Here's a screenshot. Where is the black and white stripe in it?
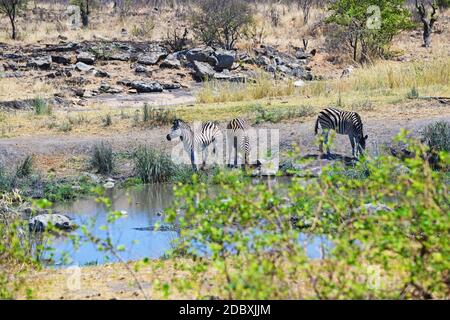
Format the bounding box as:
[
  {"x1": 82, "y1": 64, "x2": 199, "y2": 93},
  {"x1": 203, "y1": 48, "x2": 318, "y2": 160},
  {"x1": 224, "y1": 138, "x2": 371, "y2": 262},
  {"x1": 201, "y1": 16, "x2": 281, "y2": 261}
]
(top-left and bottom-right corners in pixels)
[
  {"x1": 314, "y1": 108, "x2": 368, "y2": 157},
  {"x1": 166, "y1": 119, "x2": 220, "y2": 170},
  {"x1": 226, "y1": 118, "x2": 250, "y2": 168}
]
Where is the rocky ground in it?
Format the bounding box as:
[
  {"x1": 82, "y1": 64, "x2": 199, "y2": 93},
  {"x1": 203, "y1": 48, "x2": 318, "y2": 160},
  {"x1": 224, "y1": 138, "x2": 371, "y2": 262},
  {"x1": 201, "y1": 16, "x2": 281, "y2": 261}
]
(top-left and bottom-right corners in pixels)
[{"x1": 0, "y1": 40, "x2": 314, "y2": 109}]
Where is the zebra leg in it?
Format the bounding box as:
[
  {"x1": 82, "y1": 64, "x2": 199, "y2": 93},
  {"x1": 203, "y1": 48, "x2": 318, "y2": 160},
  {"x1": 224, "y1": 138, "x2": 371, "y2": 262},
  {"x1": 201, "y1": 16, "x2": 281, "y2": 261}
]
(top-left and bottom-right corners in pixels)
[
  {"x1": 349, "y1": 135, "x2": 356, "y2": 158},
  {"x1": 233, "y1": 136, "x2": 238, "y2": 168},
  {"x1": 324, "y1": 130, "x2": 331, "y2": 155},
  {"x1": 201, "y1": 147, "x2": 207, "y2": 170},
  {"x1": 227, "y1": 132, "x2": 233, "y2": 168},
  {"x1": 190, "y1": 149, "x2": 197, "y2": 171}
]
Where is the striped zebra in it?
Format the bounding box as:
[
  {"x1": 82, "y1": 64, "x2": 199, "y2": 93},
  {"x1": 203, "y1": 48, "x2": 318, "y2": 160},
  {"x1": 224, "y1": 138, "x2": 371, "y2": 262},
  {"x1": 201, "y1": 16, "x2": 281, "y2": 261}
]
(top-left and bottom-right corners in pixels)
[
  {"x1": 226, "y1": 118, "x2": 250, "y2": 168},
  {"x1": 166, "y1": 119, "x2": 220, "y2": 170},
  {"x1": 314, "y1": 108, "x2": 368, "y2": 157}
]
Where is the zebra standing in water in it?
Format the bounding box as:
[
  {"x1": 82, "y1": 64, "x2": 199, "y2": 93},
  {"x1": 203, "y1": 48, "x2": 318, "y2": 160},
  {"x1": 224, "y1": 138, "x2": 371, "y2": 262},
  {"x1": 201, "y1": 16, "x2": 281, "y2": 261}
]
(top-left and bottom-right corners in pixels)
[
  {"x1": 166, "y1": 119, "x2": 220, "y2": 171},
  {"x1": 226, "y1": 118, "x2": 251, "y2": 168},
  {"x1": 314, "y1": 108, "x2": 368, "y2": 157}
]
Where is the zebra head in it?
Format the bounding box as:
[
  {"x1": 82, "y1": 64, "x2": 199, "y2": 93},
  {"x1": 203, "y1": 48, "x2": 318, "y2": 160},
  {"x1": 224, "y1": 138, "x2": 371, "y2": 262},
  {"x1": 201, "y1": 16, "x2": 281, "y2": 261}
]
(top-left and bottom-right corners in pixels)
[
  {"x1": 166, "y1": 119, "x2": 190, "y2": 142},
  {"x1": 357, "y1": 134, "x2": 369, "y2": 155}
]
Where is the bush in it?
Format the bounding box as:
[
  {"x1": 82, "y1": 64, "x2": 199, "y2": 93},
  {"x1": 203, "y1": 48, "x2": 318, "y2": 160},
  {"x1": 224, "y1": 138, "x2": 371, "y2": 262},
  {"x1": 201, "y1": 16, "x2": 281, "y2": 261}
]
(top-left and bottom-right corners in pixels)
[
  {"x1": 189, "y1": 0, "x2": 254, "y2": 49},
  {"x1": 421, "y1": 121, "x2": 450, "y2": 152},
  {"x1": 133, "y1": 146, "x2": 178, "y2": 183},
  {"x1": 163, "y1": 135, "x2": 449, "y2": 299},
  {"x1": 142, "y1": 104, "x2": 177, "y2": 127},
  {"x1": 327, "y1": 0, "x2": 413, "y2": 62},
  {"x1": 15, "y1": 155, "x2": 33, "y2": 178},
  {"x1": 253, "y1": 105, "x2": 314, "y2": 124},
  {"x1": 131, "y1": 18, "x2": 155, "y2": 39},
  {"x1": 90, "y1": 142, "x2": 114, "y2": 175},
  {"x1": 32, "y1": 98, "x2": 52, "y2": 115}
]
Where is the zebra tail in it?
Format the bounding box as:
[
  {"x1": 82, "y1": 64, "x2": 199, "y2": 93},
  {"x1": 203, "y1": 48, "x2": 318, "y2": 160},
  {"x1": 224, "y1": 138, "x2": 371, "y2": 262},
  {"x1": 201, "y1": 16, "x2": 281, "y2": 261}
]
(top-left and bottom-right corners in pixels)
[{"x1": 314, "y1": 117, "x2": 319, "y2": 135}]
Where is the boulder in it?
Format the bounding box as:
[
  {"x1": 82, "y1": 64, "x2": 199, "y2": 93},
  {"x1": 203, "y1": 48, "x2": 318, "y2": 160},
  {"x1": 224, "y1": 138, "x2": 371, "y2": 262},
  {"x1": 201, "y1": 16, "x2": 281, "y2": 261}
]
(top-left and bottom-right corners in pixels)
[
  {"x1": 213, "y1": 50, "x2": 235, "y2": 70},
  {"x1": 255, "y1": 55, "x2": 271, "y2": 67},
  {"x1": 161, "y1": 83, "x2": 181, "y2": 90},
  {"x1": 108, "y1": 53, "x2": 130, "y2": 61},
  {"x1": 77, "y1": 51, "x2": 96, "y2": 65},
  {"x1": 137, "y1": 49, "x2": 167, "y2": 65},
  {"x1": 134, "y1": 64, "x2": 147, "y2": 73},
  {"x1": 160, "y1": 54, "x2": 181, "y2": 69},
  {"x1": 186, "y1": 47, "x2": 217, "y2": 65},
  {"x1": 94, "y1": 69, "x2": 110, "y2": 78},
  {"x1": 51, "y1": 54, "x2": 72, "y2": 65},
  {"x1": 99, "y1": 83, "x2": 122, "y2": 94},
  {"x1": 75, "y1": 61, "x2": 94, "y2": 72},
  {"x1": 43, "y1": 42, "x2": 79, "y2": 52},
  {"x1": 27, "y1": 55, "x2": 52, "y2": 70},
  {"x1": 192, "y1": 61, "x2": 216, "y2": 81},
  {"x1": 29, "y1": 214, "x2": 75, "y2": 232},
  {"x1": 130, "y1": 81, "x2": 163, "y2": 93}
]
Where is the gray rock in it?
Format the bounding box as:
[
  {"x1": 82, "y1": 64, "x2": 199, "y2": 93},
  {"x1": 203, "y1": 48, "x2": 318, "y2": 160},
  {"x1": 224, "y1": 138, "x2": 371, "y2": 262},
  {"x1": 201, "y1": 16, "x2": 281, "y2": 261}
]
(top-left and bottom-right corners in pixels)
[
  {"x1": 277, "y1": 64, "x2": 291, "y2": 74},
  {"x1": 137, "y1": 50, "x2": 167, "y2": 65},
  {"x1": 43, "y1": 42, "x2": 79, "y2": 52},
  {"x1": 192, "y1": 61, "x2": 216, "y2": 81},
  {"x1": 99, "y1": 83, "x2": 122, "y2": 94},
  {"x1": 27, "y1": 55, "x2": 52, "y2": 70},
  {"x1": 75, "y1": 62, "x2": 94, "y2": 72},
  {"x1": 134, "y1": 64, "x2": 147, "y2": 73},
  {"x1": 213, "y1": 71, "x2": 247, "y2": 83},
  {"x1": 29, "y1": 214, "x2": 75, "y2": 232},
  {"x1": 255, "y1": 55, "x2": 271, "y2": 66},
  {"x1": 51, "y1": 54, "x2": 72, "y2": 65},
  {"x1": 186, "y1": 47, "x2": 217, "y2": 65},
  {"x1": 77, "y1": 51, "x2": 96, "y2": 65},
  {"x1": 161, "y1": 82, "x2": 181, "y2": 90},
  {"x1": 94, "y1": 69, "x2": 110, "y2": 78},
  {"x1": 160, "y1": 54, "x2": 181, "y2": 69},
  {"x1": 130, "y1": 81, "x2": 163, "y2": 93},
  {"x1": 213, "y1": 50, "x2": 235, "y2": 70},
  {"x1": 108, "y1": 53, "x2": 130, "y2": 61}
]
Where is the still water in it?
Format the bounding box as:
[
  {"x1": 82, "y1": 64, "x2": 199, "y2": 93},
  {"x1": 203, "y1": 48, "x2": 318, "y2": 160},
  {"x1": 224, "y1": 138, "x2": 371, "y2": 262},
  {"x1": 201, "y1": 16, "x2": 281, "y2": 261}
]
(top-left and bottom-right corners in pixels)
[{"x1": 46, "y1": 181, "x2": 330, "y2": 267}]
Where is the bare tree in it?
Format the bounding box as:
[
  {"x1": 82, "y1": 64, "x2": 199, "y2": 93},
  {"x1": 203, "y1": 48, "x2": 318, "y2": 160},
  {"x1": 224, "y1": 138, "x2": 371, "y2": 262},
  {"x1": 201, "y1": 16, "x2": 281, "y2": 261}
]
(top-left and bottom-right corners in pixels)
[
  {"x1": 415, "y1": 0, "x2": 439, "y2": 47},
  {"x1": 0, "y1": 0, "x2": 27, "y2": 40},
  {"x1": 297, "y1": 0, "x2": 314, "y2": 24}
]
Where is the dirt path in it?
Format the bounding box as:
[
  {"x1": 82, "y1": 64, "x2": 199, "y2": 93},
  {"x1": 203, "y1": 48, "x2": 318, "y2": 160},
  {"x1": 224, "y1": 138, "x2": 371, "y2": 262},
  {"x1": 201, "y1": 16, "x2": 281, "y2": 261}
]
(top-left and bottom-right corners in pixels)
[{"x1": 1, "y1": 112, "x2": 449, "y2": 173}]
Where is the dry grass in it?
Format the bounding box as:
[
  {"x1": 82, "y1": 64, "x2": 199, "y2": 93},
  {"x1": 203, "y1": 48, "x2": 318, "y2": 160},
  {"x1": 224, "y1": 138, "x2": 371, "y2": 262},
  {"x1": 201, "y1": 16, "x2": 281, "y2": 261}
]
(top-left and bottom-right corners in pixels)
[
  {"x1": 0, "y1": 78, "x2": 56, "y2": 101},
  {"x1": 196, "y1": 74, "x2": 296, "y2": 104}
]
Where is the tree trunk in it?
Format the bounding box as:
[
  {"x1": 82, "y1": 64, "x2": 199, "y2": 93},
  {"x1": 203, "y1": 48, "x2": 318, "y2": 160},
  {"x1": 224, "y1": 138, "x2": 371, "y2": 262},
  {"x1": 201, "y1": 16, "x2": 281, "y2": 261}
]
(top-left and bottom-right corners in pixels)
[
  {"x1": 9, "y1": 15, "x2": 16, "y2": 40},
  {"x1": 352, "y1": 35, "x2": 358, "y2": 62},
  {"x1": 423, "y1": 24, "x2": 432, "y2": 48}
]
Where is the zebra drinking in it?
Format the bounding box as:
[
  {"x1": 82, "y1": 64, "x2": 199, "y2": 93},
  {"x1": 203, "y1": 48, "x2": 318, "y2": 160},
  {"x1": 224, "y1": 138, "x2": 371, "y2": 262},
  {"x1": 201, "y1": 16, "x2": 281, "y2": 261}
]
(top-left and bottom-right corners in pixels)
[
  {"x1": 166, "y1": 119, "x2": 220, "y2": 171},
  {"x1": 314, "y1": 108, "x2": 368, "y2": 157},
  {"x1": 226, "y1": 118, "x2": 251, "y2": 168}
]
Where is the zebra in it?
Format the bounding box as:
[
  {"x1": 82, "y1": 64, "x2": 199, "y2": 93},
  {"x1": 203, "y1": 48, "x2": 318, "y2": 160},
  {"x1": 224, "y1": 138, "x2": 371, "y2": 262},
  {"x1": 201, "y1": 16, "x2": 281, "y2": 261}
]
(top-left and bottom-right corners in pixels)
[
  {"x1": 314, "y1": 108, "x2": 368, "y2": 157},
  {"x1": 226, "y1": 118, "x2": 251, "y2": 168},
  {"x1": 166, "y1": 119, "x2": 220, "y2": 171}
]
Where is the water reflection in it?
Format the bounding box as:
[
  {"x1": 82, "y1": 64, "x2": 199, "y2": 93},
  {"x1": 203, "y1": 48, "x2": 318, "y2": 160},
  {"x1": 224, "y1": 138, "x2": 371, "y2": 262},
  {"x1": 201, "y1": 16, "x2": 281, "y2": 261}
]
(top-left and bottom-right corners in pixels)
[{"x1": 46, "y1": 180, "x2": 330, "y2": 267}]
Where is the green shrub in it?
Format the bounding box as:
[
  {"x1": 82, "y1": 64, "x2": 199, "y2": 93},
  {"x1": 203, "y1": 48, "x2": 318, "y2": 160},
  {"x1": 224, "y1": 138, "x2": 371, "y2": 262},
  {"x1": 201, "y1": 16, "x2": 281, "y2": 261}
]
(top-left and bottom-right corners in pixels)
[
  {"x1": 421, "y1": 121, "x2": 450, "y2": 152},
  {"x1": 102, "y1": 113, "x2": 112, "y2": 127},
  {"x1": 141, "y1": 104, "x2": 177, "y2": 127},
  {"x1": 163, "y1": 134, "x2": 449, "y2": 299},
  {"x1": 90, "y1": 142, "x2": 114, "y2": 175},
  {"x1": 32, "y1": 98, "x2": 52, "y2": 115},
  {"x1": 406, "y1": 86, "x2": 419, "y2": 99},
  {"x1": 253, "y1": 105, "x2": 314, "y2": 124},
  {"x1": 133, "y1": 146, "x2": 177, "y2": 183},
  {"x1": 15, "y1": 155, "x2": 33, "y2": 178}
]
